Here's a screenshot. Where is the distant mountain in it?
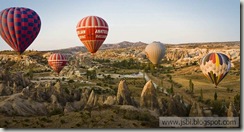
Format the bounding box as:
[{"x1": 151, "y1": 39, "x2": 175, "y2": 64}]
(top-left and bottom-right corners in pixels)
[
  {"x1": 46, "y1": 41, "x2": 240, "y2": 55},
  {"x1": 101, "y1": 41, "x2": 147, "y2": 49},
  {"x1": 49, "y1": 46, "x2": 87, "y2": 54},
  {"x1": 48, "y1": 41, "x2": 148, "y2": 54}
]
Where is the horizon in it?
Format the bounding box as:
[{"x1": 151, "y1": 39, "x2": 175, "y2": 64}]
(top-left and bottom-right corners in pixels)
[
  {"x1": 0, "y1": 40, "x2": 240, "y2": 52},
  {"x1": 0, "y1": 0, "x2": 240, "y2": 51}
]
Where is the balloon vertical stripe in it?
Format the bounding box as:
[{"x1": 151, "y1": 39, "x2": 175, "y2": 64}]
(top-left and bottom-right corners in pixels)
[
  {"x1": 215, "y1": 53, "x2": 220, "y2": 67},
  {"x1": 217, "y1": 53, "x2": 223, "y2": 65}
]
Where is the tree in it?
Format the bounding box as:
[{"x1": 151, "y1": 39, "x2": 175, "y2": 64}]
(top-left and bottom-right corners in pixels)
[
  {"x1": 189, "y1": 79, "x2": 192, "y2": 91},
  {"x1": 160, "y1": 78, "x2": 164, "y2": 88},
  {"x1": 226, "y1": 87, "x2": 230, "y2": 93},
  {"x1": 189, "y1": 79, "x2": 194, "y2": 94},
  {"x1": 149, "y1": 63, "x2": 155, "y2": 73},
  {"x1": 170, "y1": 83, "x2": 174, "y2": 95},
  {"x1": 27, "y1": 69, "x2": 34, "y2": 79},
  {"x1": 214, "y1": 91, "x2": 218, "y2": 101},
  {"x1": 169, "y1": 75, "x2": 172, "y2": 82},
  {"x1": 200, "y1": 88, "x2": 203, "y2": 101},
  {"x1": 87, "y1": 69, "x2": 97, "y2": 80},
  {"x1": 234, "y1": 93, "x2": 240, "y2": 112}
]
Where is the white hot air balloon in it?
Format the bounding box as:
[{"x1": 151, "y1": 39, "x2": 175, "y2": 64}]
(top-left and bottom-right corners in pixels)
[{"x1": 145, "y1": 41, "x2": 166, "y2": 65}]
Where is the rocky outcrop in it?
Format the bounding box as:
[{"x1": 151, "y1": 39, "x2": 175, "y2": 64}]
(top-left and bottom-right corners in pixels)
[
  {"x1": 158, "y1": 98, "x2": 168, "y2": 116},
  {"x1": 12, "y1": 82, "x2": 17, "y2": 94},
  {"x1": 104, "y1": 96, "x2": 116, "y2": 106},
  {"x1": 0, "y1": 71, "x2": 32, "y2": 95},
  {"x1": 117, "y1": 80, "x2": 133, "y2": 105},
  {"x1": 164, "y1": 43, "x2": 240, "y2": 69},
  {"x1": 140, "y1": 80, "x2": 159, "y2": 110},
  {"x1": 54, "y1": 81, "x2": 63, "y2": 94},
  {"x1": 21, "y1": 86, "x2": 30, "y2": 98},
  {"x1": 167, "y1": 95, "x2": 188, "y2": 116},
  {"x1": 0, "y1": 82, "x2": 12, "y2": 96},
  {"x1": 189, "y1": 102, "x2": 204, "y2": 117},
  {"x1": 85, "y1": 90, "x2": 98, "y2": 109},
  {"x1": 0, "y1": 83, "x2": 6, "y2": 95},
  {"x1": 79, "y1": 88, "x2": 89, "y2": 105},
  {"x1": 71, "y1": 89, "x2": 81, "y2": 101},
  {"x1": 227, "y1": 102, "x2": 238, "y2": 117},
  {"x1": 0, "y1": 93, "x2": 48, "y2": 116},
  {"x1": 64, "y1": 88, "x2": 94, "y2": 113}
]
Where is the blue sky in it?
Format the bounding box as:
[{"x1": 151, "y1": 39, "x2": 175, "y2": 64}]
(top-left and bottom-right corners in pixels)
[{"x1": 0, "y1": 0, "x2": 240, "y2": 51}]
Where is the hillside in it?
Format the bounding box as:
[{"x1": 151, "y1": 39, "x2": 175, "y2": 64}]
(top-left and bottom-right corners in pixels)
[{"x1": 0, "y1": 41, "x2": 240, "y2": 128}]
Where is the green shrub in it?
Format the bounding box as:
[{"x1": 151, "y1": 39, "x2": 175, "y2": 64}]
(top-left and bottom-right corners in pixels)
[
  {"x1": 68, "y1": 79, "x2": 75, "y2": 83},
  {"x1": 60, "y1": 119, "x2": 65, "y2": 124},
  {"x1": 49, "y1": 109, "x2": 63, "y2": 116}
]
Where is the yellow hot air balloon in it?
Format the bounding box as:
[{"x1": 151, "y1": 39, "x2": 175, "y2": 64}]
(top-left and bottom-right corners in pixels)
[{"x1": 145, "y1": 41, "x2": 166, "y2": 65}]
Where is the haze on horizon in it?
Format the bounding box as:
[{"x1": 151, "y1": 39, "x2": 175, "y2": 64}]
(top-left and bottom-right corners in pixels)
[{"x1": 0, "y1": 0, "x2": 240, "y2": 51}]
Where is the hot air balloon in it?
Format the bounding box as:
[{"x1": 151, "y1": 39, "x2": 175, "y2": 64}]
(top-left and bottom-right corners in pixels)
[
  {"x1": 76, "y1": 16, "x2": 109, "y2": 54},
  {"x1": 145, "y1": 41, "x2": 166, "y2": 65},
  {"x1": 200, "y1": 52, "x2": 231, "y2": 88},
  {"x1": 48, "y1": 53, "x2": 67, "y2": 75},
  {"x1": 0, "y1": 7, "x2": 41, "y2": 55}
]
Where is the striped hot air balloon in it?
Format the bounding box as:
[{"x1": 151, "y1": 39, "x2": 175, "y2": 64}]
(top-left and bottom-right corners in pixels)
[
  {"x1": 200, "y1": 52, "x2": 231, "y2": 88},
  {"x1": 76, "y1": 16, "x2": 109, "y2": 54},
  {"x1": 145, "y1": 41, "x2": 166, "y2": 65},
  {"x1": 48, "y1": 53, "x2": 67, "y2": 75},
  {"x1": 0, "y1": 7, "x2": 41, "y2": 55}
]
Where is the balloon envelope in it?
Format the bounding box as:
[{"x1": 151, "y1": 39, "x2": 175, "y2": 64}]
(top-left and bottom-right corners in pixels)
[
  {"x1": 200, "y1": 52, "x2": 231, "y2": 87},
  {"x1": 76, "y1": 16, "x2": 108, "y2": 54},
  {"x1": 48, "y1": 53, "x2": 67, "y2": 74},
  {"x1": 145, "y1": 41, "x2": 166, "y2": 65},
  {"x1": 0, "y1": 7, "x2": 41, "y2": 54}
]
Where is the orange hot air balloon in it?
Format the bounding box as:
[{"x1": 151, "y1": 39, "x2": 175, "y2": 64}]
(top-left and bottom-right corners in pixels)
[
  {"x1": 48, "y1": 53, "x2": 67, "y2": 75},
  {"x1": 76, "y1": 16, "x2": 109, "y2": 54}
]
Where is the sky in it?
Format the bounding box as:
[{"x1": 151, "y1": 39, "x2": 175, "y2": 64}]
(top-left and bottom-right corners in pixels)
[{"x1": 0, "y1": 0, "x2": 240, "y2": 51}]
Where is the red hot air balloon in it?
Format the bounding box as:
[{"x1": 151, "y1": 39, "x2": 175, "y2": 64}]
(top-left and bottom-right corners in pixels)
[
  {"x1": 76, "y1": 16, "x2": 109, "y2": 54},
  {"x1": 48, "y1": 53, "x2": 67, "y2": 75},
  {"x1": 0, "y1": 7, "x2": 41, "y2": 55}
]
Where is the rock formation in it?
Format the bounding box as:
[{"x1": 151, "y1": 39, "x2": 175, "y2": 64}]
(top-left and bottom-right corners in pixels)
[
  {"x1": 85, "y1": 90, "x2": 98, "y2": 109},
  {"x1": 21, "y1": 86, "x2": 30, "y2": 98},
  {"x1": 54, "y1": 80, "x2": 63, "y2": 94},
  {"x1": 104, "y1": 96, "x2": 116, "y2": 106},
  {"x1": 12, "y1": 82, "x2": 17, "y2": 94},
  {"x1": 140, "y1": 80, "x2": 159, "y2": 110},
  {"x1": 71, "y1": 89, "x2": 81, "y2": 101},
  {"x1": 189, "y1": 102, "x2": 204, "y2": 117},
  {"x1": 227, "y1": 102, "x2": 238, "y2": 117},
  {"x1": 117, "y1": 80, "x2": 133, "y2": 105},
  {"x1": 167, "y1": 95, "x2": 188, "y2": 116},
  {"x1": 0, "y1": 82, "x2": 12, "y2": 96},
  {"x1": 0, "y1": 93, "x2": 48, "y2": 116},
  {"x1": 0, "y1": 83, "x2": 5, "y2": 95},
  {"x1": 158, "y1": 98, "x2": 168, "y2": 116}
]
